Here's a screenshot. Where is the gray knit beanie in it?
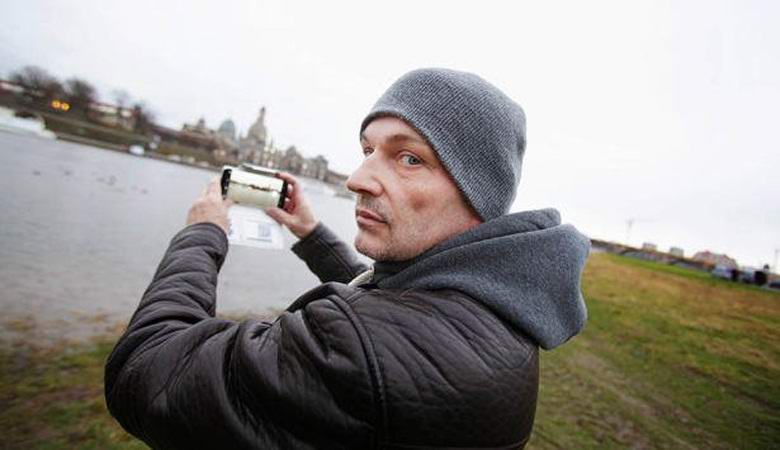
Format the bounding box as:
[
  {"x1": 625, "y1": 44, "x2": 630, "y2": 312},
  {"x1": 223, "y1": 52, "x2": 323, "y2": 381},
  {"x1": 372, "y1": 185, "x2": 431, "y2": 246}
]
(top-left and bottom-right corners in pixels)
[{"x1": 360, "y1": 68, "x2": 526, "y2": 221}]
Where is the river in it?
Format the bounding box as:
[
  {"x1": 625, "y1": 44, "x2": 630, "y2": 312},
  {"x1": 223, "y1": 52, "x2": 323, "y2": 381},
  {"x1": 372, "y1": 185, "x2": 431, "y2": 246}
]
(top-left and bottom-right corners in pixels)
[{"x1": 0, "y1": 132, "x2": 363, "y2": 341}]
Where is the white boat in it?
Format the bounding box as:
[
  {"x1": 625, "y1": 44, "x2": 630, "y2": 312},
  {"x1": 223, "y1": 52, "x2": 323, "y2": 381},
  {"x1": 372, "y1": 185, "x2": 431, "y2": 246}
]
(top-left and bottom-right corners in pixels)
[{"x1": 0, "y1": 107, "x2": 57, "y2": 139}]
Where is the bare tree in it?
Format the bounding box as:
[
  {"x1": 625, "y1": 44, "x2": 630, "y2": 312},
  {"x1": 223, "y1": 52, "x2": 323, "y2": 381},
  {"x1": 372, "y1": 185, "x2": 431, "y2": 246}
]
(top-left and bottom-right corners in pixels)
[
  {"x1": 64, "y1": 77, "x2": 98, "y2": 113},
  {"x1": 132, "y1": 101, "x2": 156, "y2": 133},
  {"x1": 9, "y1": 65, "x2": 64, "y2": 99},
  {"x1": 112, "y1": 89, "x2": 131, "y2": 108}
]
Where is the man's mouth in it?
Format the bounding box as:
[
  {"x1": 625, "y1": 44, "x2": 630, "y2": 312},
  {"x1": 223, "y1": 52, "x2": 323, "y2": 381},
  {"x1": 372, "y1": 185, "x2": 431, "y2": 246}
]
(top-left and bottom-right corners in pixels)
[{"x1": 355, "y1": 207, "x2": 387, "y2": 226}]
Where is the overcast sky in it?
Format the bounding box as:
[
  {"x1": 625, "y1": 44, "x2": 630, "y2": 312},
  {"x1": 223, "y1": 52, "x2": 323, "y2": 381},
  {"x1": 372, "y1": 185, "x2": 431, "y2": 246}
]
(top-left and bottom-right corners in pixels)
[{"x1": 2, "y1": 0, "x2": 778, "y2": 268}]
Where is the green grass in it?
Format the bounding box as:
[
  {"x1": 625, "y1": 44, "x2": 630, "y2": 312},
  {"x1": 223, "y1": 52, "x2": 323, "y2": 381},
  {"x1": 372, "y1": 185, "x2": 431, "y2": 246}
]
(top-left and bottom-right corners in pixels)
[
  {"x1": 0, "y1": 337, "x2": 145, "y2": 449},
  {"x1": 612, "y1": 253, "x2": 774, "y2": 294},
  {"x1": 1, "y1": 253, "x2": 778, "y2": 449},
  {"x1": 529, "y1": 253, "x2": 780, "y2": 449}
]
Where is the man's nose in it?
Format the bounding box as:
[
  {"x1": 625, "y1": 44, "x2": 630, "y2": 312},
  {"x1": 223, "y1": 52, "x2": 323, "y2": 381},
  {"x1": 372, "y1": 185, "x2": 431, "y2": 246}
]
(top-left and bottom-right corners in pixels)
[{"x1": 346, "y1": 157, "x2": 383, "y2": 197}]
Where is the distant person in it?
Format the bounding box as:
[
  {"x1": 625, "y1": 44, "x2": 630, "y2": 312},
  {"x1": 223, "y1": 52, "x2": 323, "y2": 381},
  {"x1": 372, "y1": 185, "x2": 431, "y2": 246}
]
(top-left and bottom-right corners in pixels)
[{"x1": 105, "y1": 68, "x2": 590, "y2": 449}]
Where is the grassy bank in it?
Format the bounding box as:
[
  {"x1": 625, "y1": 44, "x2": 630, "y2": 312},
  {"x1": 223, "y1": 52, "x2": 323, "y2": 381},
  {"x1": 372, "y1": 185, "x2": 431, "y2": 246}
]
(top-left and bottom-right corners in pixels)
[
  {"x1": 1, "y1": 253, "x2": 778, "y2": 449},
  {"x1": 0, "y1": 334, "x2": 143, "y2": 449},
  {"x1": 38, "y1": 112, "x2": 149, "y2": 149},
  {"x1": 531, "y1": 253, "x2": 779, "y2": 449}
]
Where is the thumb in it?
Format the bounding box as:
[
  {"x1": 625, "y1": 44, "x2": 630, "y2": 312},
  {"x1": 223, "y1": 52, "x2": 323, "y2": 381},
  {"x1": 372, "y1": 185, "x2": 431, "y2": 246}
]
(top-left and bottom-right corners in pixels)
[{"x1": 265, "y1": 206, "x2": 293, "y2": 225}]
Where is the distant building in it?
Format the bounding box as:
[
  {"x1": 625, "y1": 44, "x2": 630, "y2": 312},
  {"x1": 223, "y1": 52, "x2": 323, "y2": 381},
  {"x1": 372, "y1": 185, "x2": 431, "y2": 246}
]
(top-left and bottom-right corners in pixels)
[
  {"x1": 326, "y1": 170, "x2": 349, "y2": 186},
  {"x1": 0, "y1": 79, "x2": 25, "y2": 96},
  {"x1": 259, "y1": 144, "x2": 283, "y2": 169},
  {"x1": 182, "y1": 117, "x2": 213, "y2": 136},
  {"x1": 152, "y1": 122, "x2": 217, "y2": 163},
  {"x1": 280, "y1": 145, "x2": 304, "y2": 173},
  {"x1": 239, "y1": 107, "x2": 268, "y2": 163},
  {"x1": 302, "y1": 155, "x2": 329, "y2": 181},
  {"x1": 168, "y1": 106, "x2": 345, "y2": 183},
  {"x1": 217, "y1": 119, "x2": 236, "y2": 142},
  {"x1": 216, "y1": 119, "x2": 239, "y2": 162},
  {"x1": 642, "y1": 242, "x2": 657, "y2": 251},
  {"x1": 89, "y1": 101, "x2": 136, "y2": 131},
  {"x1": 669, "y1": 247, "x2": 684, "y2": 258},
  {"x1": 692, "y1": 251, "x2": 738, "y2": 269}
]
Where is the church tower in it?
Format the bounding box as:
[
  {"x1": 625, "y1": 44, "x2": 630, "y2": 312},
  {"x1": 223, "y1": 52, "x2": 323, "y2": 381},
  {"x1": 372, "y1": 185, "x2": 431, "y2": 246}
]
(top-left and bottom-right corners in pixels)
[{"x1": 240, "y1": 106, "x2": 269, "y2": 162}]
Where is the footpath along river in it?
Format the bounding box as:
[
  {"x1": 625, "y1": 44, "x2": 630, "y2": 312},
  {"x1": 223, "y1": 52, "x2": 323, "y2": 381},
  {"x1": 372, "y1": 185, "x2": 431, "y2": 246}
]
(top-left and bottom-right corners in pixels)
[{"x1": 0, "y1": 132, "x2": 364, "y2": 341}]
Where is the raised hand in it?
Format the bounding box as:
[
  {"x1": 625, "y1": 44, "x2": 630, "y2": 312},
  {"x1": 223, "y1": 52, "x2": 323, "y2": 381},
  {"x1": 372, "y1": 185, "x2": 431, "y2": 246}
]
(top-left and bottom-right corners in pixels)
[
  {"x1": 265, "y1": 172, "x2": 318, "y2": 239},
  {"x1": 186, "y1": 176, "x2": 233, "y2": 234}
]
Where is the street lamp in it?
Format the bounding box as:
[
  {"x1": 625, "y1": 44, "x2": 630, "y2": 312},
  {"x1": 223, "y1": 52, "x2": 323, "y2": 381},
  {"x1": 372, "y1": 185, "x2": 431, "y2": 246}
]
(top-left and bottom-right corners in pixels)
[{"x1": 51, "y1": 99, "x2": 70, "y2": 111}]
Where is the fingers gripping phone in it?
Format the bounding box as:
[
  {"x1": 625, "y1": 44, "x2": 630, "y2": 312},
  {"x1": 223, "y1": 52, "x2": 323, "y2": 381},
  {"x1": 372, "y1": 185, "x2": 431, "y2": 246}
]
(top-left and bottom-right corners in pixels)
[{"x1": 220, "y1": 164, "x2": 288, "y2": 210}]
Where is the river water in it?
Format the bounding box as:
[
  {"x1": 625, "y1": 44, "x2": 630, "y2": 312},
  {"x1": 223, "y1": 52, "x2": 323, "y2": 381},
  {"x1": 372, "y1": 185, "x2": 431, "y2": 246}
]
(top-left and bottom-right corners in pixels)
[{"x1": 0, "y1": 132, "x2": 363, "y2": 340}]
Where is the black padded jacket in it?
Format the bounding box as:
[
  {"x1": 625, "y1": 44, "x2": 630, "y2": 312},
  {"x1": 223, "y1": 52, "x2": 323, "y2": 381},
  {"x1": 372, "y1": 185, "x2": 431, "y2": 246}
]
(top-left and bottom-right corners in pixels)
[{"x1": 105, "y1": 222, "x2": 543, "y2": 449}]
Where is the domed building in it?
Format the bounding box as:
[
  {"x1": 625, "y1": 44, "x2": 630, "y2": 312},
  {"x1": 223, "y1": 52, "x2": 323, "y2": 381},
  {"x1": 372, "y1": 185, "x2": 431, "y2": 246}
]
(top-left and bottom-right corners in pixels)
[
  {"x1": 229, "y1": 106, "x2": 333, "y2": 180},
  {"x1": 247, "y1": 108, "x2": 267, "y2": 141},
  {"x1": 216, "y1": 118, "x2": 239, "y2": 162},
  {"x1": 217, "y1": 119, "x2": 236, "y2": 142},
  {"x1": 239, "y1": 107, "x2": 268, "y2": 162}
]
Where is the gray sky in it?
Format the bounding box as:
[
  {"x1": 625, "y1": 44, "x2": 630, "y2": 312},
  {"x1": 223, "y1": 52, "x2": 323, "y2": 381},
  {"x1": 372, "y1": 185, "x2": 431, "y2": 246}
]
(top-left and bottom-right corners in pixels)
[{"x1": 2, "y1": 0, "x2": 778, "y2": 268}]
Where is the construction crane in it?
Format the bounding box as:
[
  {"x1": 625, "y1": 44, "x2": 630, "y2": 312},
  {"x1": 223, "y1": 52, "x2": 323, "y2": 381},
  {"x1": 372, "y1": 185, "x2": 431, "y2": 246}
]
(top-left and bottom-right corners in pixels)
[{"x1": 625, "y1": 217, "x2": 653, "y2": 247}]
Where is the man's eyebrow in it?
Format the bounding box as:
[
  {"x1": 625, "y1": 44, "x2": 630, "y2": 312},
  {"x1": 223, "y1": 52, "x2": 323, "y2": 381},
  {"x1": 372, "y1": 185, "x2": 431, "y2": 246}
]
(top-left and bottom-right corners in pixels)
[{"x1": 360, "y1": 132, "x2": 427, "y2": 146}]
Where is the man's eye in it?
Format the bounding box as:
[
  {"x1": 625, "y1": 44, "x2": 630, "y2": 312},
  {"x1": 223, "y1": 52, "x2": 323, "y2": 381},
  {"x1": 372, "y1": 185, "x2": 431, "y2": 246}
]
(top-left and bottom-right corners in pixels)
[
  {"x1": 401, "y1": 154, "x2": 421, "y2": 166},
  {"x1": 362, "y1": 147, "x2": 373, "y2": 157}
]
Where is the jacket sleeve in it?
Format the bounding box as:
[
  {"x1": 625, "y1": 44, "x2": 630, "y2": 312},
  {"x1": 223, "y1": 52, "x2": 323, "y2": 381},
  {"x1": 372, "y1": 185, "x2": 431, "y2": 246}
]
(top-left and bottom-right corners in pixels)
[
  {"x1": 291, "y1": 222, "x2": 370, "y2": 284},
  {"x1": 104, "y1": 223, "x2": 376, "y2": 449}
]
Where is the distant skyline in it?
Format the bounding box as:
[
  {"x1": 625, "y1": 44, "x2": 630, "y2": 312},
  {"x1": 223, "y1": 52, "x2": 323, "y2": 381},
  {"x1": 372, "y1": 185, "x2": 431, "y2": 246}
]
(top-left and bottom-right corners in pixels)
[{"x1": 1, "y1": 0, "x2": 778, "y2": 268}]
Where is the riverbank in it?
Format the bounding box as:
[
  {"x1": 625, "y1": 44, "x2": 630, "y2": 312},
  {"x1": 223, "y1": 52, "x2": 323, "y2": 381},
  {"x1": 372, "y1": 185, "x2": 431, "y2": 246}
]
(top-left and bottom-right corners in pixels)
[{"x1": 1, "y1": 252, "x2": 777, "y2": 449}]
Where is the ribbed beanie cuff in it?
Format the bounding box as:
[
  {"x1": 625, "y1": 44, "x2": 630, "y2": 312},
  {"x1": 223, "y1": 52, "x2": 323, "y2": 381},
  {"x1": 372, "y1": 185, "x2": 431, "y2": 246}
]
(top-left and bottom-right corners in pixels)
[{"x1": 360, "y1": 68, "x2": 526, "y2": 221}]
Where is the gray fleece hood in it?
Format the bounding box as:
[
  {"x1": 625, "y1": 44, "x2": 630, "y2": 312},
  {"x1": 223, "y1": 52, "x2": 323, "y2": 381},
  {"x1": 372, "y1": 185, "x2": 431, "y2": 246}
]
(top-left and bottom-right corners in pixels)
[{"x1": 371, "y1": 208, "x2": 590, "y2": 350}]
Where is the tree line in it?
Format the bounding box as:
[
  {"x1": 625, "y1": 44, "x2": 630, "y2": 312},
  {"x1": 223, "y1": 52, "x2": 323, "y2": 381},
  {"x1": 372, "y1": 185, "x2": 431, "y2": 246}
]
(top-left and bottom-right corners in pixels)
[{"x1": 6, "y1": 65, "x2": 155, "y2": 133}]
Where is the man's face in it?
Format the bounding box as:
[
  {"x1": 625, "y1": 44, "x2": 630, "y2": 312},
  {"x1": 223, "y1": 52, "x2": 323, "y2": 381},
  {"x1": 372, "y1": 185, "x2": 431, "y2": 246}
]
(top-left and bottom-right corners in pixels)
[{"x1": 347, "y1": 116, "x2": 482, "y2": 261}]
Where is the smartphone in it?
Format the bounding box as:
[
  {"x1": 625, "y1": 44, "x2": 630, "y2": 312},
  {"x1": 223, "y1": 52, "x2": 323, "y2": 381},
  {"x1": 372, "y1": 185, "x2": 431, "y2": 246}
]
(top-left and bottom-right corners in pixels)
[{"x1": 220, "y1": 163, "x2": 288, "y2": 209}]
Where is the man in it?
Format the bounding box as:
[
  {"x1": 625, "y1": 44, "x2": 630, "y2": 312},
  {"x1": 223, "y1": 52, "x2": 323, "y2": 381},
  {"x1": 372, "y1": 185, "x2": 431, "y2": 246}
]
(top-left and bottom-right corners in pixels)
[{"x1": 105, "y1": 68, "x2": 590, "y2": 449}]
